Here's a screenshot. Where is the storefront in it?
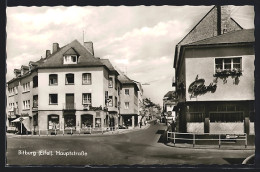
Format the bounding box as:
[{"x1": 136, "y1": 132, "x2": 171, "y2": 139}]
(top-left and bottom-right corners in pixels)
[
  {"x1": 81, "y1": 114, "x2": 93, "y2": 128},
  {"x1": 64, "y1": 115, "x2": 76, "y2": 130},
  {"x1": 48, "y1": 114, "x2": 60, "y2": 130}
]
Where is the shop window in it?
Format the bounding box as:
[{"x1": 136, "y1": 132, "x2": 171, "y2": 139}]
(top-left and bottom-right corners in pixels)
[
  {"x1": 65, "y1": 73, "x2": 74, "y2": 85},
  {"x1": 49, "y1": 74, "x2": 58, "y2": 85},
  {"x1": 49, "y1": 94, "x2": 58, "y2": 104},
  {"x1": 125, "y1": 89, "x2": 129, "y2": 95},
  {"x1": 95, "y1": 118, "x2": 101, "y2": 128},
  {"x1": 82, "y1": 73, "x2": 91, "y2": 85},
  {"x1": 33, "y1": 76, "x2": 38, "y2": 88},
  {"x1": 48, "y1": 115, "x2": 59, "y2": 129},
  {"x1": 82, "y1": 93, "x2": 92, "y2": 105},
  {"x1": 125, "y1": 102, "x2": 129, "y2": 109},
  {"x1": 108, "y1": 77, "x2": 113, "y2": 88},
  {"x1": 81, "y1": 115, "x2": 93, "y2": 128},
  {"x1": 209, "y1": 112, "x2": 244, "y2": 122},
  {"x1": 64, "y1": 115, "x2": 76, "y2": 129},
  {"x1": 189, "y1": 113, "x2": 204, "y2": 122}
]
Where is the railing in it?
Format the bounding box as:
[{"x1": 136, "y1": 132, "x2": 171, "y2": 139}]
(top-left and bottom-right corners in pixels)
[
  {"x1": 167, "y1": 132, "x2": 247, "y2": 148},
  {"x1": 63, "y1": 103, "x2": 76, "y2": 110}
]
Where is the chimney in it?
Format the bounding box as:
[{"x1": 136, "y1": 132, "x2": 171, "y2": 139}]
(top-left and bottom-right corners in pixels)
[
  {"x1": 14, "y1": 69, "x2": 21, "y2": 77},
  {"x1": 217, "y1": 5, "x2": 231, "y2": 35},
  {"x1": 46, "y1": 50, "x2": 51, "y2": 58},
  {"x1": 53, "y1": 43, "x2": 59, "y2": 53},
  {"x1": 84, "y1": 42, "x2": 94, "y2": 56}
]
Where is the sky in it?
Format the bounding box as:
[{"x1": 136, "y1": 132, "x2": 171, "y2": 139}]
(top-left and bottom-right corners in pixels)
[{"x1": 6, "y1": 5, "x2": 255, "y2": 106}]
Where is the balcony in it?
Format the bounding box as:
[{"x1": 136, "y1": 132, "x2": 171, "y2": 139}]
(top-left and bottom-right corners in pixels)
[{"x1": 63, "y1": 103, "x2": 76, "y2": 111}]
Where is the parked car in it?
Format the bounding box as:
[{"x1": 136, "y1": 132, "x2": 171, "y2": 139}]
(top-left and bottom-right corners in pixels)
[{"x1": 118, "y1": 125, "x2": 128, "y2": 129}]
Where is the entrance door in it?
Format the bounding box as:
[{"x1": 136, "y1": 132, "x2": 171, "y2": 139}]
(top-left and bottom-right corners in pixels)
[{"x1": 66, "y1": 94, "x2": 74, "y2": 109}]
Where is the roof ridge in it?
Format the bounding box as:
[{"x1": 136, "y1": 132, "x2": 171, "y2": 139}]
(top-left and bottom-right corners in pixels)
[{"x1": 187, "y1": 28, "x2": 254, "y2": 45}]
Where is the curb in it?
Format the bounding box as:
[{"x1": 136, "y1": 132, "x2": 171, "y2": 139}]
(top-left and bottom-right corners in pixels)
[{"x1": 242, "y1": 154, "x2": 255, "y2": 164}]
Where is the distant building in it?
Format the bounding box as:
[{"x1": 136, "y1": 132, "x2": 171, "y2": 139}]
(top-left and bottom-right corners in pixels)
[
  {"x1": 173, "y1": 6, "x2": 255, "y2": 134},
  {"x1": 6, "y1": 40, "x2": 141, "y2": 133},
  {"x1": 117, "y1": 70, "x2": 141, "y2": 128},
  {"x1": 163, "y1": 91, "x2": 177, "y2": 124}
]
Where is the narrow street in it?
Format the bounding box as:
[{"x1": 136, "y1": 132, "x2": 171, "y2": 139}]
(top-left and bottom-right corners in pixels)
[{"x1": 6, "y1": 123, "x2": 254, "y2": 166}]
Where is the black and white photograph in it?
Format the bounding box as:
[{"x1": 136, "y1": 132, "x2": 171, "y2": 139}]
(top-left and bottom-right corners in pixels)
[{"x1": 4, "y1": 3, "x2": 256, "y2": 167}]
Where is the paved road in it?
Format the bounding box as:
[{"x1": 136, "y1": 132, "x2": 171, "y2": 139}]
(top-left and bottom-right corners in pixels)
[{"x1": 6, "y1": 123, "x2": 254, "y2": 166}]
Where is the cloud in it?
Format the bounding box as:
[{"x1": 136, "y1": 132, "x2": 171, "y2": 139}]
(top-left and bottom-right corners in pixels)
[{"x1": 6, "y1": 5, "x2": 254, "y2": 105}]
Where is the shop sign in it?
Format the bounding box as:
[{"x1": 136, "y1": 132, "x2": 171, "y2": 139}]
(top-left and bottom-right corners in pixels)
[{"x1": 188, "y1": 75, "x2": 217, "y2": 98}]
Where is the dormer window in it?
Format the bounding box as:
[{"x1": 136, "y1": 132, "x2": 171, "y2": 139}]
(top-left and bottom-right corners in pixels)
[
  {"x1": 63, "y1": 47, "x2": 79, "y2": 64},
  {"x1": 63, "y1": 55, "x2": 78, "y2": 64}
]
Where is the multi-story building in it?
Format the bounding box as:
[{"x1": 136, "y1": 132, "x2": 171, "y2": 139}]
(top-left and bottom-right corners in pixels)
[
  {"x1": 163, "y1": 91, "x2": 177, "y2": 124},
  {"x1": 6, "y1": 39, "x2": 140, "y2": 133},
  {"x1": 173, "y1": 6, "x2": 255, "y2": 134},
  {"x1": 117, "y1": 70, "x2": 140, "y2": 128}
]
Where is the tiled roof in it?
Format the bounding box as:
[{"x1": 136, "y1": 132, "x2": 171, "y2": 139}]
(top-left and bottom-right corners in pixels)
[
  {"x1": 117, "y1": 69, "x2": 134, "y2": 84},
  {"x1": 164, "y1": 91, "x2": 175, "y2": 98},
  {"x1": 100, "y1": 59, "x2": 118, "y2": 74},
  {"x1": 188, "y1": 29, "x2": 254, "y2": 46},
  {"x1": 38, "y1": 40, "x2": 104, "y2": 68}
]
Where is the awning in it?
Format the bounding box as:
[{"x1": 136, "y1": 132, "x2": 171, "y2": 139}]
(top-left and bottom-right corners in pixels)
[
  {"x1": 11, "y1": 117, "x2": 29, "y2": 122},
  {"x1": 11, "y1": 117, "x2": 31, "y2": 131}
]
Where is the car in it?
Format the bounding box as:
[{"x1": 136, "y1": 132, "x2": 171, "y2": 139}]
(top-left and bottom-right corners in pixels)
[{"x1": 118, "y1": 125, "x2": 128, "y2": 129}]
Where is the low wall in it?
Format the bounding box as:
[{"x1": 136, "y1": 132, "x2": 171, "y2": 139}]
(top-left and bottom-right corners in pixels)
[
  {"x1": 210, "y1": 122, "x2": 244, "y2": 134},
  {"x1": 187, "y1": 122, "x2": 204, "y2": 133}
]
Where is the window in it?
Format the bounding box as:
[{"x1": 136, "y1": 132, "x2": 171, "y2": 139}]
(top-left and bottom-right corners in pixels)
[
  {"x1": 215, "y1": 57, "x2": 242, "y2": 72},
  {"x1": 82, "y1": 73, "x2": 91, "y2": 85},
  {"x1": 189, "y1": 113, "x2": 204, "y2": 122},
  {"x1": 115, "y1": 96, "x2": 118, "y2": 108},
  {"x1": 49, "y1": 94, "x2": 58, "y2": 104},
  {"x1": 108, "y1": 77, "x2": 113, "y2": 88},
  {"x1": 125, "y1": 89, "x2": 129, "y2": 95},
  {"x1": 65, "y1": 73, "x2": 74, "y2": 85},
  {"x1": 22, "y1": 82, "x2": 30, "y2": 92},
  {"x1": 22, "y1": 100, "x2": 30, "y2": 110},
  {"x1": 63, "y1": 55, "x2": 78, "y2": 64},
  {"x1": 125, "y1": 102, "x2": 129, "y2": 109},
  {"x1": 108, "y1": 96, "x2": 113, "y2": 107},
  {"x1": 49, "y1": 74, "x2": 58, "y2": 85},
  {"x1": 105, "y1": 91, "x2": 108, "y2": 105},
  {"x1": 48, "y1": 115, "x2": 59, "y2": 130},
  {"x1": 210, "y1": 112, "x2": 244, "y2": 122},
  {"x1": 82, "y1": 93, "x2": 92, "y2": 105},
  {"x1": 33, "y1": 95, "x2": 38, "y2": 108},
  {"x1": 33, "y1": 76, "x2": 38, "y2": 88}
]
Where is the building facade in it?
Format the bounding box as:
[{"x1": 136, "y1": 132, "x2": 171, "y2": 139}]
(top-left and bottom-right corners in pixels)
[
  {"x1": 163, "y1": 91, "x2": 177, "y2": 124},
  {"x1": 6, "y1": 40, "x2": 140, "y2": 133},
  {"x1": 173, "y1": 6, "x2": 255, "y2": 134},
  {"x1": 117, "y1": 70, "x2": 140, "y2": 128}
]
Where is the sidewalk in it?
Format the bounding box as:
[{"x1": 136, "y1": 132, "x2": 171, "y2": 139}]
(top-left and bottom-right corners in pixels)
[
  {"x1": 6, "y1": 124, "x2": 151, "y2": 137},
  {"x1": 102, "y1": 123, "x2": 151, "y2": 135}
]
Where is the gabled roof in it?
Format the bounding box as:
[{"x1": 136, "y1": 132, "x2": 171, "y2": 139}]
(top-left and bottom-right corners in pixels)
[
  {"x1": 100, "y1": 59, "x2": 119, "y2": 75},
  {"x1": 63, "y1": 47, "x2": 79, "y2": 56},
  {"x1": 38, "y1": 40, "x2": 103, "y2": 68},
  {"x1": 188, "y1": 29, "x2": 254, "y2": 46}
]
